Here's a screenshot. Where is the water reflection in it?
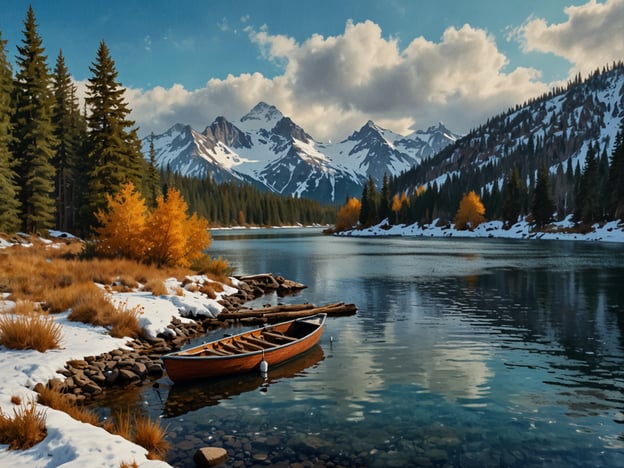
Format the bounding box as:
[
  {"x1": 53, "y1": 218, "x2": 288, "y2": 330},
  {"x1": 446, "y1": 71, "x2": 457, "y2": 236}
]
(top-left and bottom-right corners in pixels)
[{"x1": 162, "y1": 345, "x2": 325, "y2": 417}]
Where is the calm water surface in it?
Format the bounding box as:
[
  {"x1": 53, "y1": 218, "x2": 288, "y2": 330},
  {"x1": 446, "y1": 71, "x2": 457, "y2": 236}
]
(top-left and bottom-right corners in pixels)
[{"x1": 98, "y1": 229, "x2": 624, "y2": 467}]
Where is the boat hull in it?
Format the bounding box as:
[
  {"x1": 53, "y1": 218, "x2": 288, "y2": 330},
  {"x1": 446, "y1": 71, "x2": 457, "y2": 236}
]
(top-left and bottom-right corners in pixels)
[{"x1": 162, "y1": 314, "x2": 325, "y2": 382}]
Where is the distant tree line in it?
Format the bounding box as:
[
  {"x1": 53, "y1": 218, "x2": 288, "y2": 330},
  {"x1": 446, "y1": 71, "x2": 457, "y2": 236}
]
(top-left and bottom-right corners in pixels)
[{"x1": 160, "y1": 168, "x2": 337, "y2": 227}]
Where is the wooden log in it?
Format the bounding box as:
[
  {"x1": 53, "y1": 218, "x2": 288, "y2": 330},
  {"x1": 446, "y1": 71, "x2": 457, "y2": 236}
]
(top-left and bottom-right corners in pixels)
[
  {"x1": 218, "y1": 303, "x2": 317, "y2": 320},
  {"x1": 220, "y1": 302, "x2": 357, "y2": 323},
  {"x1": 264, "y1": 303, "x2": 357, "y2": 321}
]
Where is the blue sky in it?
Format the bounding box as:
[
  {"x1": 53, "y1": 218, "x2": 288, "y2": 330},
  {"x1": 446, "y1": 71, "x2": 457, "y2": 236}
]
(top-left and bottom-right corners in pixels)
[{"x1": 1, "y1": 0, "x2": 623, "y2": 140}]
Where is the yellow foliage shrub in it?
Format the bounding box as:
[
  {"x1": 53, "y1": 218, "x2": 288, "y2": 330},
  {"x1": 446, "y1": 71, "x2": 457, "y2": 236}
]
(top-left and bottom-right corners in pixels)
[
  {"x1": 145, "y1": 189, "x2": 211, "y2": 267},
  {"x1": 454, "y1": 191, "x2": 486, "y2": 230},
  {"x1": 95, "y1": 184, "x2": 211, "y2": 268},
  {"x1": 335, "y1": 197, "x2": 361, "y2": 232},
  {"x1": 95, "y1": 182, "x2": 148, "y2": 260}
]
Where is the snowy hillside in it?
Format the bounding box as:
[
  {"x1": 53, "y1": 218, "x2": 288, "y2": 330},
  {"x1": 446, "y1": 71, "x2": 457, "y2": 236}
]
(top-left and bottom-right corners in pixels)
[{"x1": 396, "y1": 65, "x2": 624, "y2": 199}]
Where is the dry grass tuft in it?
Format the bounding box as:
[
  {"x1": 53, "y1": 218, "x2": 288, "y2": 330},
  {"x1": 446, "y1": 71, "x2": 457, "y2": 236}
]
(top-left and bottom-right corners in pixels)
[
  {"x1": 0, "y1": 313, "x2": 63, "y2": 352},
  {"x1": 12, "y1": 300, "x2": 38, "y2": 315},
  {"x1": 36, "y1": 384, "x2": 100, "y2": 425},
  {"x1": 67, "y1": 286, "x2": 116, "y2": 325},
  {"x1": 0, "y1": 401, "x2": 47, "y2": 450},
  {"x1": 10, "y1": 395, "x2": 22, "y2": 405},
  {"x1": 43, "y1": 281, "x2": 101, "y2": 314},
  {"x1": 199, "y1": 281, "x2": 224, "y2": 299},
  {"x1": 133, "y1": 416, "x2": 170, "y2": 460},
  {"x1": 144, "y1": 278, "x2": 168, "y2": 296},
  {"x1": 105, "y1": 409, "x2": 132, "y2": 440},
  {"x1": 191, "y1": 255, "x2": 234, "y2": 283},
  {"x1": 68, "y1": 290, "x2": 141, "y2": 339},
  {"x1": 107, "y1": 305, "x2": 141, "y2": 339},
  {"x1": 104, "y1": 411, "x2": 169, "y2": 460},
  {"x1": 119, "y1": 461, "x2": 139, "y2": 468}
]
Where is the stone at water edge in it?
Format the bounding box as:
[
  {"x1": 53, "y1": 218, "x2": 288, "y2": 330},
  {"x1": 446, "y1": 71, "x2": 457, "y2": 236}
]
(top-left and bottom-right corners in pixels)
[{"x1": 193, "y1": 446, "x2": 228, "y2": 467}]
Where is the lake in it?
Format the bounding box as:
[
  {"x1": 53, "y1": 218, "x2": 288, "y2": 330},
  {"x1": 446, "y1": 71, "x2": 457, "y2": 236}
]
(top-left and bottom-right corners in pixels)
[{"x1": 97, "y1": 228, "x2": 624, "y2": 467}]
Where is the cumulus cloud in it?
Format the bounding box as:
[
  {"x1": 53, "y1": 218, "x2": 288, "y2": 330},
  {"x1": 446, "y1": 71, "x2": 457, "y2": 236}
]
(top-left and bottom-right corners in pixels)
[
  {"x1": 127, "y1": 19, "x2": 549, "y2": 141},
  {"x1": 515, "y1": 0, "x2": 624, "y2": 77}
]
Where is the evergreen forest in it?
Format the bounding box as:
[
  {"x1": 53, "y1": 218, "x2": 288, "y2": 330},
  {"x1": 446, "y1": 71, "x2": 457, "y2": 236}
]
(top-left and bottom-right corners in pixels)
[{"x1": 0, "y1": 7, "x2": 336, "y2": 236}]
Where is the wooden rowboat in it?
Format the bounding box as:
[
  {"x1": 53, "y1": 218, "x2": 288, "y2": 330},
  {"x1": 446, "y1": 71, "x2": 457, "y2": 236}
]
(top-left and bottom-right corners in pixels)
[{"x1": 162, "y1": 313, "x2": 326, "y2": 382}]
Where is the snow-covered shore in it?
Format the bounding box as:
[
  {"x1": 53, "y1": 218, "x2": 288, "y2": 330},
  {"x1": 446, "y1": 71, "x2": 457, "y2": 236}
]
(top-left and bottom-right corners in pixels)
[
  {"x1": 337, "y1": 216, "x2": 624, "y2": 243},
  {"x1": 0, "y1": 237, "x2": 240, "y2": 468}
]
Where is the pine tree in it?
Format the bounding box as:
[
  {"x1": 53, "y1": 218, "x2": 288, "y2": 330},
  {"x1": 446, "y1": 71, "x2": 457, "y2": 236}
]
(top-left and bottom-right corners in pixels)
[
  {"x1": 501, "y1": 167, "x2": 523, "y2": 227},
  {"x1": 358, "y1": 176, "x2": 379, "y2": 227},
  {"x1": 379, "y1": 173, "x2": 391, "y2": 222},
  {"x1": 52, "y1": 50, "x2": 84, "y2": 232},
  {"x1": 575, "y1": 143, "x2": 600, "y2": 223},
  {"x1": 608, "y1": 120, "x2": 624, "y2": 220},
  {"x1": 11, "y1": 6, "x2": 56, "y2": 232},
  {"x1": 0, "y1": 31, "x2": 21, "y2": 233},
  {"x1": 144, "y1": 133, "x2": 161, "y2": 208},
  {"x1": 531, "y1": 165, "x2": 554, "y2": 227},
  {"x1": 83, "y1": 40, "x2": 144, "y2": 231}
]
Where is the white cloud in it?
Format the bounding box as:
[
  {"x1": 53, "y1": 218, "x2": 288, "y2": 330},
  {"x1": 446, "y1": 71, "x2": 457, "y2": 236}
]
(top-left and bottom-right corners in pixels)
[
  {"x1": 127, "y1": 19, "x2": 549, "y2": 141},
  {"x1": 515, "y1": 0, "x2": 624, "y2": 77}
]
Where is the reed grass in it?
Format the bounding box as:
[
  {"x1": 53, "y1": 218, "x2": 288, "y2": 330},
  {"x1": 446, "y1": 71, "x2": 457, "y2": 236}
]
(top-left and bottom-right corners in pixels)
[
  {"x1": 107, "y1": 305, "x2": 141, "y2": 339},
  {"x1": 0, "y1": 313, "x2": 63, "y2": 352},
  {"x1": 191, "y1": 255, "x2": 234, "y2": 283},
  {"x1": 36, "y1": 384, "x2": 100, "y2": 425},
  {"x1": 105, "y1": 409, "x2": 132, "y2": 440},
  {"x1": 119, "y1": 462, "x2": 139, "y2": 468},
  {"x1": 0, "y1": 401, "x2": 47, "y2": 450},
  {"x1": 132, "y1": 416, "x2": 170, "y2": 460},
  {"x1": 104, "y1": 411, "x2": 169, "y2": 460},
  {"x1": 143, "y1": 278, "x2": 168, "y2": 296}
]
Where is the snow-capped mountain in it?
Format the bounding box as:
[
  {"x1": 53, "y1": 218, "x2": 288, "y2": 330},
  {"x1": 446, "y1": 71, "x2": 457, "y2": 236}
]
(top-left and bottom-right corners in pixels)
[
  {"x1": 143, "y1": 102, "x2": 460, "y2": 203},
  {"x1": 325, "y1": 120, "x2": 460, "y2": 186}
]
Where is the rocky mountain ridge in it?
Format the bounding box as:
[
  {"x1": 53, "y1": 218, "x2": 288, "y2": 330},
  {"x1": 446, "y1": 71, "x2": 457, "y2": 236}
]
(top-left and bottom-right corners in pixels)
[{"x1": 144, "y1": 102, "x2": 460, "y2": 203}]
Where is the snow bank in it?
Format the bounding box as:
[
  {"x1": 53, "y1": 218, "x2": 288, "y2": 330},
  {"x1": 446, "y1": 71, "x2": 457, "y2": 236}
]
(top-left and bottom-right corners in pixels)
[
  {"x1": 339, "y1": 217, "x2": 624, "y2": 243},
  {"x1": 0, "y1": 244, "x2": 238, "y2": 467}
]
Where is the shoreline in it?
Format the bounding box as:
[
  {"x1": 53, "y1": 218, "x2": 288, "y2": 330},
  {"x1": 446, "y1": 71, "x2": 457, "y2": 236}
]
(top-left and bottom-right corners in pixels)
[{"x1": 336, "y1": 216, "x2": 624, "y2": 244}]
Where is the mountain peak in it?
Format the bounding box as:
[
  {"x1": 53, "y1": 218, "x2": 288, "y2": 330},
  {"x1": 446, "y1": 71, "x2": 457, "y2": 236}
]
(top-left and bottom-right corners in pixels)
[{"x1": 240, "y1": 101, "x2": 283, "y2": 123}]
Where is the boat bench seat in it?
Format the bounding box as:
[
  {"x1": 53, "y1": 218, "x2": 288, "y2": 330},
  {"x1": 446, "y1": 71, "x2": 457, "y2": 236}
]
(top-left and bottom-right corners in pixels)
[
  {"x1": 263, "y1": 331, "x2": 298, "y2": 342},
  {"x1": 244, "y1": 336, "x2": 275, "y2": 348}
]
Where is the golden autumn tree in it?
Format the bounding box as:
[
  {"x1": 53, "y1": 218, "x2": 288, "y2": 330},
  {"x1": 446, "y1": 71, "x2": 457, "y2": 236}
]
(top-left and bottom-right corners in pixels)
[
  {"x1": 454, "y1": 191, "x2": 486, "y2": 230},
  {"x1": 95, "y1": 182, "x2": 148, "y2": 260},
  {"x1": 145, "y1": 188, "x2": 211, "y2": 267},
  {"x1": 391, "y1": 192, "x2": 411, "y2": 224},
  {"x1": 335, "y1": 197, "x2": 361, "y2": 231}
]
